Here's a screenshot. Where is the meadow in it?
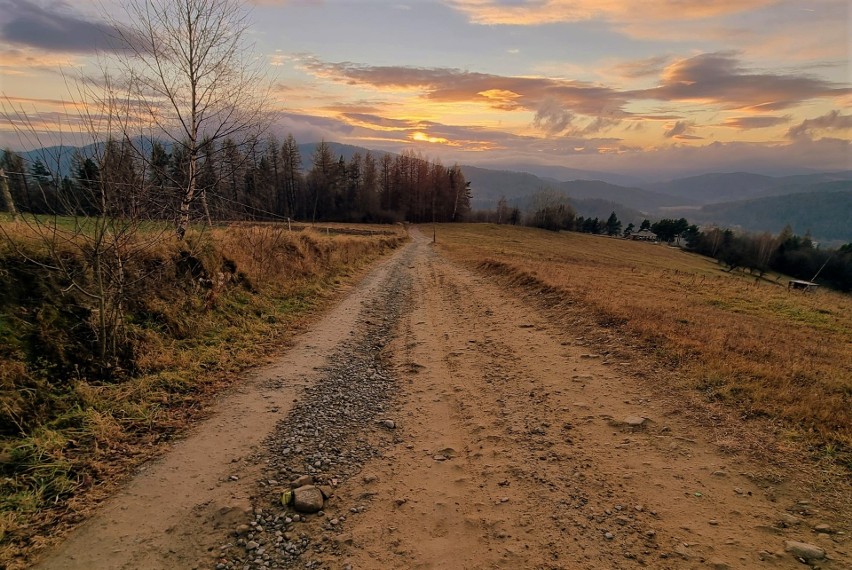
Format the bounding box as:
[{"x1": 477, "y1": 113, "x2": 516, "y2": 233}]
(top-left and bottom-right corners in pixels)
[{"x1": 435, "y1": 224, "x2": 851, "y2": 462}]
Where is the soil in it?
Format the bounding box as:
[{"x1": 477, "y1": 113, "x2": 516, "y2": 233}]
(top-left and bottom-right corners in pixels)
[{"x1": 34, "y1": 228, "x2": 849, "y2": 569}]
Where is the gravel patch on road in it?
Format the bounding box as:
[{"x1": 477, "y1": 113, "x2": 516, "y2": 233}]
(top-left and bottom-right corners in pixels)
[{"x1": 215, "y1": 247, "x2": 414, "y2": 569}]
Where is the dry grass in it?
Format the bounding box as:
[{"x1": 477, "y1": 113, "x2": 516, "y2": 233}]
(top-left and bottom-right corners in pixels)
[
  {"x1": 435, "y1": 224, "x2": 851, "y2": 458},
  {"x1": 0, "y1": 220, "x2": 406, "y2": 568}
]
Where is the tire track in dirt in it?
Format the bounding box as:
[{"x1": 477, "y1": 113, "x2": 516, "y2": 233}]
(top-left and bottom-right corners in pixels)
[{"x1": 315, "y1": 229, "x2": 848, "y2": 569}]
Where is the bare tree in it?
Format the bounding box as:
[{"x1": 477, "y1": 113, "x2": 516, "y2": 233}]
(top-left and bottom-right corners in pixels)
[
  {"x1": 114, "y1": 0, "x2": 271, "y2": 238},
  {"x1": 1, "y1": 76, "x2": 172, "y2": 368}
]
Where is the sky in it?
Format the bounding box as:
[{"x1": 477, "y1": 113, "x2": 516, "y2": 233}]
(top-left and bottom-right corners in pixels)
[{"x1": 0, "y1": 0, "x2": 850, "y2": 179}]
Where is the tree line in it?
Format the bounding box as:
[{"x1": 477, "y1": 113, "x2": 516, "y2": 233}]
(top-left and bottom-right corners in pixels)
[
  {"x1": 687, "y1": 225, "x2": 852, "y2": 291},
  {"x1": 512, "y1": 191, "x2": 851, "y2": 291},
  {"x1": 0, "y1": 137, "x2": 472, "y2": 226}
]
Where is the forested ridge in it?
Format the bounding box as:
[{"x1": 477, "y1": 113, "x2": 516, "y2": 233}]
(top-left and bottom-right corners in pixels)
[{"x1": 0, "y1": 136, "x2": 472, "y2": 225}]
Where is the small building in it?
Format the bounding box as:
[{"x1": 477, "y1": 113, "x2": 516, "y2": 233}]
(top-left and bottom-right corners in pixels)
[
  {"x1": 788, "y1": 279, "x2": 819, "y2": 292},
  {"x1": 628, "y1": 229, "x2": 658, "y2": 242}
]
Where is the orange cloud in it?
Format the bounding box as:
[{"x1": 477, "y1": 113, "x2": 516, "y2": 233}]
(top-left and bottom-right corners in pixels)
[
  {"x1": 447, "y1": 0, "x2": 774, "y2": 27},
  {"x1": 0, "y1": 48, "x2": 77, "y2": 70},
  {"x1": 299, "y1": 56, "x2": 630, "y2": 127},
  {"x1": 721, "y1": 116, "x2": 790, "y2": 130}
]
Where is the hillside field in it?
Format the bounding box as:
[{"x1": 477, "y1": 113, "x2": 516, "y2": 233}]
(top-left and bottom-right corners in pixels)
[{"x1": 435, "y1": 224, "x2": 852, "y2": 459}]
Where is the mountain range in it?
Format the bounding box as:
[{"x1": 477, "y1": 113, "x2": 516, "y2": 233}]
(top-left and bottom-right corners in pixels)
[{"x1": 11, "y1": 142, "x2": 852, "y2": 244}]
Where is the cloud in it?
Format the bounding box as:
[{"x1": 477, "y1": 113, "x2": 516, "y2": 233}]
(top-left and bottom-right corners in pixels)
[
  {"x1": 663, "y1": 120, "x2": 693, "y2": 138},
  {"x1": 581, "y1": 116, "x2": 620, "y2": 134},
  {"x1": 0, "y1": 47, "x2": 77, "y2": 70},
  {"x1": 0, "y1": 0, "x2": 123, "y2": 53},
  {"x1": 786, "y1": 110, "x2": 852, "y2": 140},
  {"x1": 258, "y1": 109, "x2": 852, "y2": 179},
  {"x1": 447, "y1": 0, "x2": 774, "y2": 28},
  {"x1": 299, "y1": 52, "x2": 849, "y2": 137},
  {"x1": 721, "y1": 116, "x2": 790, "y2": 129},
  {"x1": 533, "y1": 100, "x2": 574, "y2": 135},
  {"x1": 341, "y1": 112, "x2": 420, "y2": 131},
  {"x1": 298, "y1": 56, "x2": 630, "y2": 132},
  {"x1": 630, "y1": 52, "x2": 850, "y2": 110},
  {"x1": 611, "y1": 55, "x2": 672, "y2": 79}
]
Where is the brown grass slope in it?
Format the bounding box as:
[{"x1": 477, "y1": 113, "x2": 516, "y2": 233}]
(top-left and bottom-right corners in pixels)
[
  {"x1": 0, "y1": 221, "x2": 405, "y2": 568},
  {"x1": 435, "y1": 224, "x2": 851, "y2": 459}
]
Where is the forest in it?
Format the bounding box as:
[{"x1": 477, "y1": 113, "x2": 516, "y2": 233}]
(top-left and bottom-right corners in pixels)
[{"x1": 0, "y1": 136, "x2": 472, "y2": 226}]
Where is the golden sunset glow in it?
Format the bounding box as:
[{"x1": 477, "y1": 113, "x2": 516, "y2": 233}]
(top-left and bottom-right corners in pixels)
[
  {"x1": 0, "y1": 0, "x2": 848, "y2": 175},
  {"x1": 411, "y1": 131, "x2": 454, "y2": 145}
]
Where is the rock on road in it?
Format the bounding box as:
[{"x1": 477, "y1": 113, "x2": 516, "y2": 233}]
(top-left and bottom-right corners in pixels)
[{"x1": 36, "y1": 228, "x2": 848, "y2": 569}]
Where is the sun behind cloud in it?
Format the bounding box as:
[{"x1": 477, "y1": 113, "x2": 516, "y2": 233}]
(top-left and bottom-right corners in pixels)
[{"x1": 411, "y1": 131, "x2": 454, "y2": 145}]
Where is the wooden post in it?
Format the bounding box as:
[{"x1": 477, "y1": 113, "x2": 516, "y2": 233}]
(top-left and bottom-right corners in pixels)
[{"x1": 0, "y1": 169, "x2": 18, "y2": 221}]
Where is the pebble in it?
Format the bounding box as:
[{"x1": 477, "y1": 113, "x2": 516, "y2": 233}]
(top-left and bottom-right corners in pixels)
[
  {"x1": 784, "y1": 540, "x2": 826, "y2": 561},
  {"x1": 622, "y1": 416, "x2": 647, "y2": 428},
  {"x1": 604, "y1": 532, "x2": 614, "y2": 540},
  {"x1": 290, "y1": 475, "x2": 314, "y2": 488},
  {"x1": 292, "y1": 485, "x2": 324, "y2": 513}
]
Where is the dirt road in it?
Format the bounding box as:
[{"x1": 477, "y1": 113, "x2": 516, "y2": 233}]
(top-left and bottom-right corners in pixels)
[{"x1": 36, "y1": 229, "x2": 848, "y2": 569}]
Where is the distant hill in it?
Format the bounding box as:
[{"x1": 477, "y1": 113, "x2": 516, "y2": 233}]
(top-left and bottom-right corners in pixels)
[
  {"x1": 461, "y1": 166, "x2": 550, "y2": 208},
  {"x1": 557, "y1": 179, "x2": 686, "y2": 211},
  {"x1": 697, "y1": 190, "x2": 852, "y2": 242},
  {"x1": 645, "y1": 171, "x2": 852, "y2": 204},
  {"x1": 472, "y1": 161, "x2": 646, "y2": 187},
  {"x1": 462, "y1": 166, "x2": 681, "y2": 213}
]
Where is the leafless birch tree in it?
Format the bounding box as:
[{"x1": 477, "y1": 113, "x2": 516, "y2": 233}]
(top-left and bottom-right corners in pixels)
[{"x1": 114, "y1": 0, "x2": 271, "y2": 238}]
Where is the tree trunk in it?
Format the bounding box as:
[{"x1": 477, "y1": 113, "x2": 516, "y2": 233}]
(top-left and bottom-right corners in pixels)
[{"x1": 0, "y1": 169, "x2": 19, "y2": 220}]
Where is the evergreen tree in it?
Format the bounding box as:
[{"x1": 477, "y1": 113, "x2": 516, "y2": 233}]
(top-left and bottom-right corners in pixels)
[{"x1": 605, "y1": 211, "x2": 622, "y2": 236}]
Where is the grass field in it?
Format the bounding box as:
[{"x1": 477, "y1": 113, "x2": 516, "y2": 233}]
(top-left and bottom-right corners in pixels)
[
  {"x1": 435, "y1": 224, "x2": 851, "y2": 460},
  {"x1": 0, "y1": 219, "x2": 406, "y2": 567}
]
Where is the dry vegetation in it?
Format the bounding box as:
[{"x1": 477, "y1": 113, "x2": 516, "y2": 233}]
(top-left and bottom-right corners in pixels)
[
  {"x1": 435, "y1": 224, "x2": 851, "y2": 466},
  {"x1": 0, "y1": 220, "x2": 405, "y2": 566}
]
